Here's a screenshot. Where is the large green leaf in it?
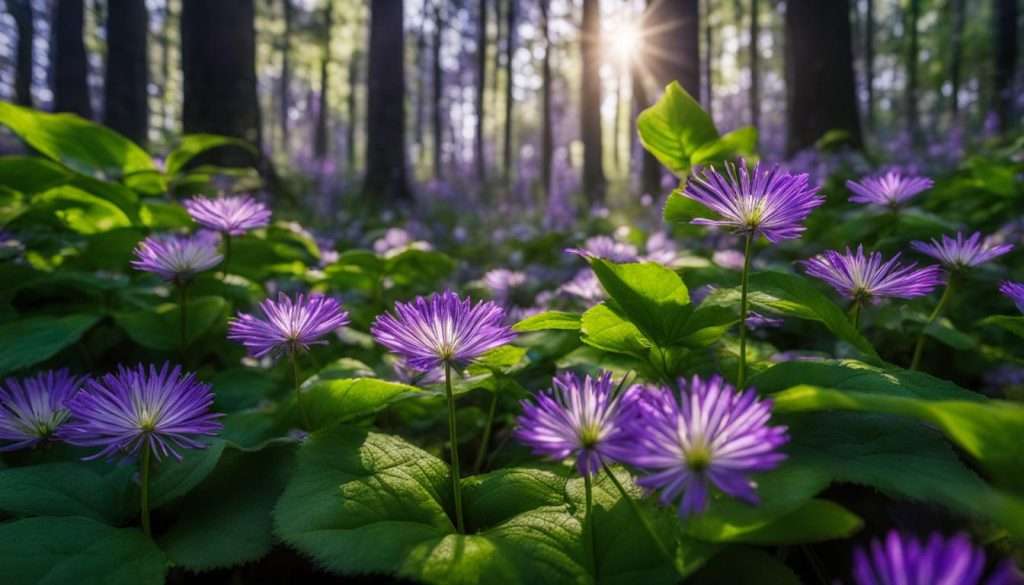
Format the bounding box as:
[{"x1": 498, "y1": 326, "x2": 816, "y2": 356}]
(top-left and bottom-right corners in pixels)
[
  {"x1": 589, "y1": 260, "x2": 690, "y2": 346},
  {"x1": 0, "y1": 156, "x2": 73, "y2": 193},
  {"x1": 0, "y1": 462, "x2": 132, "y2": 523},
  {"x1": 164, "y1": 134, "x2": 256, "y2": 176},
  {"x1": 0, "y1": 516, "x2": 166, "y2": 585},
  {"x1": 113, "y1": 296, "x2": 228, "y2": 352},
  {"x1": 979, "y1": 315, "x2": 1024, "y2": 340},
  {"x1": 636, "y1": 81, "x2": 719, "y2": 175},
  {"x1": 513, "y1": 311, "x2": 582, "y2": 332},
  {"x1": 296, "y1": 377, "x2": 425, "y2": 430},
  {"x1": 26, "y1": 186, "x2": 133, "y2": 234},
  {"x1": 691, "y1": 126, "x2": 759, "y2": 167},
  {"x1": 580, "y1": 302, "x2": 649, "y2": 358},
  {"x1": 0, "y1": 102, "x2": 155, "y2": 180},
  {"x1": 0, "y1": 313, "x2": 100, "y2": 376},
  {"x1": 148, "y1": 439, "x2": 227, "y2": 509}
]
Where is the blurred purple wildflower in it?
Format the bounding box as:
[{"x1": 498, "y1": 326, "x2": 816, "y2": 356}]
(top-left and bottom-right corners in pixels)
[
  {"x1": 746, "y1": 312, "x2": 783, "y2": 329},
  {"x1": 567, "y1": 235, "x2": 639, "y2": 263},
  {"x1": 852, "y1": 531, "x2": 1024, "y2": 585},
  {"x1": 911, "y1": 232, "x2": 1013, "y2": 270},
  {"x1": 228, "y1": 293, "x2": 350, "y2": 359},
  {"x1": 184, "y1": 194, "x2": 271, "y2": 235},
  {"x1": 683, "y1": 160, "x2": 824, "y2": 243},
  {"x1": 999, "y1": 281, "x2": 1024, "y2": 313},
  {"x1": 60, "y1": 363, "x2": 222, "y2": 461},
  {"x1": 0, "y1": 369, "x2": 81, "y2": 451},
  {"x1": 560, "y1": 269, "x2": 606, "y2": 305},
  {"x1": 621, "y1": 375, "x2": 788, "y2": 517},
  {"x1": 802, "y1": 245, "x2": 943, "y2": 303},
  {"x1": 514, "y1": 371, "x2": 637, "y2": 476},
  {"x1": 131, "y1": 231, "x2": 222, "y2": 282},
  {"x1": 482, "y1": 269, "x2": 528, "y2": 305},
  {"x1": 371, "y1": 290, "x2": 516, "y2": 372},
  {"x1": 847, "y1": 171, "x2": 933, "y2": 207}
]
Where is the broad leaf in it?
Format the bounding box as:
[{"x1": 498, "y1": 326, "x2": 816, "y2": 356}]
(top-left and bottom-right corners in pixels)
[
  {"x1": 296, "y1": 377, "x2": 425, "y2": 430},
  {"x1": 0, "y1": 462, "x2": 132, "y2": 523},
  {"x1": 513, "y1": 311, "x2": 581, "y2": 332},
  {"x1": 148, "y1": 439, "x2": 227, "y2": 509},
  {"x1": 164, "y1": 134, "x2": 256, "y2": 176},
  {"x1": 0, "y1": 313, "x2": 100, "y2": 376},
  {"x1": 589, "y1": 259, "x2": 691, "y2": 346},
  {"x1": 114, "y1": 295, "x2": 228, "y2": 352},
  {"x1": 691, "y1": 126, "x2": 759, "y2": 167},
  {"x1": 637, "y1": 81, "x2": 719, "y2": 175},
  {"x1": 979, "y1": 315, "x2": 1024, "y2": 340}
]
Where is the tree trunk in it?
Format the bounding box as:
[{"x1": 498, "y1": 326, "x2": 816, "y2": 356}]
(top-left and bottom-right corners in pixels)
[
  {"x1": 865, "y1": 0, "x2": 875, "y2": 130},
  {"x1": 539, "y1": 0, "x2": 552, "y2": 202},
  {"x1": 993, "y1": 0, "x2": 1018, "y2": 133},
  {"x1": 749, "y1": 0, "x2": 759, "y2": 130},
  {"x1": 347, "y1": 49, "x2": 360, "y2": 173},
  {"x1": 634, "y1": 61, "x2": 660, "y2": 198},
  {"x1": 5, "y1": 0, "x2": 33, "y2": 107},
  {"x1": 475, "y1": 0, "x2": 487, "y2": 182},
  {"x1": 949, "y1": 0, "x2": 965, "y2": 119},
  {"x1": 363, "y1": 0, "x2": 410, "y2": 201},
  {"x1": 281, "y1": 0, "x2": 293, "y2": 153},
  {"x1": 784, "y1": 0, "x2": 862, "y2": 155},
  {"x1": 502, "y1": 0, "x2": 515, "y2": 185},
  {"x1": 703, "y1": 0, "x2": 712, "y2": 117},
  {"x1": 103, "y1": 0, "x2": 148, "y2": 145},
  {"x1": 432, "y1": 0, "x2": 444, "y2": 179},
  {"x1": 314, "y1": 0, "x2": 333, "y2": 160},
  {"x1": 52, "y1": 0, "x2": 92, "y2": 118},
  {"x1": 580, "y1": 0, "x2": 606, "y2": 204},
  {"x1": 905, "y1": 0, "x2": 921, "y2": 145}
]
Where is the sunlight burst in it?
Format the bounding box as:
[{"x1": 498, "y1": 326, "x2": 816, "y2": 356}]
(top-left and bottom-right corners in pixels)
[{"x1": 610, "y1": 24, "x2": 641, "y2": 63}]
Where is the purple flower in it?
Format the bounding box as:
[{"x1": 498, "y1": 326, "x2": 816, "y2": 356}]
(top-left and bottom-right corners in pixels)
[
  {"x1": 60, "y1": 363, "x2": 222, "y2": 461},
  {"x1": 0, "y1": 369, "x2": 81, "y2": 451},
  {"x1": 911, "y1": 232, "x2": 1013, "y2": 270},
  {"x1": 228, "y1": 293, "x2": 350, "y2": 359},
  {"x1": 746, "y1": 312, "x2": 783, "y2": 329},
  {"x1": 683, "y1": 160, "x2": 824, "y2": 243},
  {"x1": 620, "y1": 375, "x2": 788, "y2": 517},
  {"x1": 371, "y1": 290, "x2": 516, "y2": 372},
  {"x1": 184, "y1": 194, "x2": 271, "y2": 235},
  {"x1": 514, "y1": 371, "x2": 636, "y2": 476},
  {"x1": 999, "y1": 281, "x2": 1024, "y2": 313},
  {"x1": 567, "y1": 235, "x2": 639, "y2": 262},
  {"x1": 852, "y1": 531, "x2": 1024, "y2": 585},
  {"x1": 560, "y1": 269, "x2": 606, "y2": 305},
  {"x1": 847, "y1": 171, "x2": 933, "y2": 207},
  {"x1": 131, "y1": 232, "x2": 222, "y2": 282},
  {"x1": 802, "y1": 245, "x2": 943, "y2": 303},
  {"x1": 482, "y1": 269, "x2": 528, "y2": 305}
]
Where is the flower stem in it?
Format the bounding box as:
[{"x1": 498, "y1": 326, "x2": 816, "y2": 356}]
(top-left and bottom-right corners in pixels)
[
  {"x1": 849, "y1": 299, "x2": 862, "y2": 331},
  {"x1": 444, "y1": 361, "x2": 466, "y2": 533},
  {"x1": 583, "y1": 472, "x2": 597, "y2": 578},
  {"x1": 290, "y1": 351, "x2": 310, "y2": 429},
  {"x1": 472, "y1": 392, "x2": 498, "y2": 473},
  {"x1": 600, "y1": 463, "x2": 676, "y2": 573},
  {"x1": 178, "y1": 282, "x2": 189, "y2": 352},
  {"x1": 140, "y1": 446, "x2": 152, "y2": 537},
  {"x1": 910, "y1": 277, "x2": 956, "y2": 371},
  {"x1": 221, "y1": 233, "x2": 232, "y2": 279},
  {"x1": 737, "y1": 232, "x2": 754, "y2": 389}
]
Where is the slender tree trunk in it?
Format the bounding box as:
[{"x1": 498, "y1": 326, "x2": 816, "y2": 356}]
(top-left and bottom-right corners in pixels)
[
  {"x1": 502, "y1": 0, "x2": 515, "y2": 185},
  {"x1": 104, "y1": 0, "x2": 148, "y2": 145},
  {"x1": 281, "y1": 0, "x2": 293, "y2": 153},
  {"x1": 432, "y1": 0, "x2": 444, "y2": 179},
  {"x1": 539, "y1": 0, "x2": 552, "y2": 202},
  {"x1": 785, "y1": 0, "x2": 862, "y2": 154},
  {"x1": 580, "y1": 0, "x2": 606, "y2": 204},
  {"x1": 5, "y1": 0, "x2": 33, "y2": 107},
  {"x1": 347, "y1": 49, "x2": 360, "y2": 173},
  {"x1": 865, "y1": 0, "x2": 875, "y2": 130},
  {"x1": 52, "y1": 0, "x2": 93, "y2": 118},
  {"x1": 634, "y1": 62, "x2": 660, "y2": 197},
  {"x1": 749, "y1": 0, "x2": 759, "y2": 130},
  {"x1": 160, "y1": 1, "x2": 173, "y2": 132},
  {"x1": 949, "y1": 0, "x2": 965, "y2": 119},
  {"x1": 363, "y1": 0, "x2": 410, "y2": 201},
  {"x1": 703, "y1": 0, "x2": 713, "y2": 117},
  {"x1": 492, "y1": 0, "x2": 503, "y2": 117},
  {"x1": 475, "y1": 0, "x2": 487, "y2": 182},
  {"x1": 993, "y1": 0, "x2": 1018, "y2": 133},
  {"x1": 906, "y1": 0, "x2": 921, "y2": 145},
  {"x1": 314, "y1": 0, "x2": 333, "y2": 160},
  {"x1": 181, "y1": 0, "x2": 262, "y2": 164}
]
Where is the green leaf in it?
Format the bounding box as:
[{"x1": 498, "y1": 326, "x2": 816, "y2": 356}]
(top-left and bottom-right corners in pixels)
[
  {"x1": 113, "y1": 296, "x2": 228, "y2": 352},
  {"x1": 691, "y1": 126, "x2": 759, "y2": 167},
  {"x1": 27, "y1": 186, "x2": 133, "y2": 234},
  {"x1": 469, "y1": 345, "x2": 529, "y2": 372},
  {"x1": 663, "y1": 189, "x2": 715, "y2": 224},
  {"x1": 589, "y1": 260, "x2": 691, "y2": 346},
  {"x1": 159, "y1": 442, "x2": 296, "y2": 571},
  {"x1": 513, "y1": 311, "x2": 581, "y2": 332},
  {"x1": 385, "y1": 248, "x2": 456, "y2": 288},
  {"x1": 727, "y1": 499, "x2": 862, "y2": 545},
  {"x1": 0, "y1": 156, "x2": 73, "y2": 193},
  {"x1": 580, "y1": 302, "x2": 649, "y2": 358},
  {"x1": 0, "y1": 516, "x2": 166, "y2": 585},
  {"x1": 460, "y1": 466, "x2": 570, "y2": 530},
  {"x1": 690, "y1": 546, "x2": 801, "y2": 584},
  {"x1": 0, "y1": 462, "x2": 132, "y2": 523},
  {"x1": 210, "y1": 367, "x2": 276, "y2": 412},
  {"x1": 637, "y1": 81, "x2": 719, "y2": 175},
  {"x1": 979, "y1": 315, "x2": 1024, "y2": 340},
  {"x1": 0, "y1": 313, "x2": 100, "y2": 376},
  {"x1": 148, "y1": 440, "x2": 227, "y2": 509},
  {"x1": 297, "y1": 377, "x2": 425, "y2": 430},
  {"x1": 0, "y1": 102, "x2": 155, "y2": 180},
  {"x1": 164, "y1": 134, "x2": 256, "y2": 176}
]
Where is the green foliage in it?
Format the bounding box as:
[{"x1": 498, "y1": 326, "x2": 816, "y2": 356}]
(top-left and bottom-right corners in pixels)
[
  {"x1": 0, "y1": 313, "x2": 100, "y2": 376},
  {"x1": 114, "y1": 296, "x2": 229, "y2": 352},
  {"x1": 0, "y1": 462, "x2": 132, "y2": 523}
]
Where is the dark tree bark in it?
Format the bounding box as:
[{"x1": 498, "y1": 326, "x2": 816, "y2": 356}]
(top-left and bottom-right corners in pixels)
[
  {"x1": 103, "y1": 0, "x2": 148, "y2": 145},
  {"x1": 784, "y1": 0, "x2": 862, "y2": 155},
  {"x1": 5, "y1": 0, "x2": 33, "y2": 107},
  {"x1": 492, "y1": 0, "x2": 503, "y2": 118},
  {"x1": 993, "y1": 0, "x2": 1019, "y2": 133},
  {"x1": 703, "y1": 0, "x2": 712, "y2": 117},
  {"x1": 314, "y1": 0, "x2": 333, "y2": 160},
  {"x1": 159, "y1": 1, "x2": 173, "y2": 132},
  {"x1": 580, "y1": 0, "x2": 606, "y2": 204},
  {"x1": 347, "y1": 49, "x2": 360, "y2": 173},
  {"x1": 905, "y1": 0, "x2": 921, "y2": 145},
  {"x1": 502, "y1": 0, "x2": 515, "y2": 185},
  {"x1": 865, "y1": 0, "x2": 875, "y2": 129},
  {"x1": 539, "y1": 0, "x2": 552, "y2": 201},
  {"x1": 432, "y1": 0, "x2": 444, "y2": 179},
  {"x1": 633, "y1": 61, "x2": 660, "y2": 198},
  {"x1": 475, "y1": 0, "x2": 487, "y2": 182},
  {"x1": 181, "y1": 0, "x2": 262, "y2": 165},
  {"x1": 949, "y1": 0, "x2": 965, "y2": 118},
  {"x1": 52, "y1": 0, "x2": 92, "y2": 118},
  {"x1": 363, "y1": 0, "x2": 410, "y2": 201},
  {"x1": 749, "y1": 0, "x2": 759, "y2": 130},
  {"x1": 281, "y1": 0, "x2": 293, "y2": 152}
]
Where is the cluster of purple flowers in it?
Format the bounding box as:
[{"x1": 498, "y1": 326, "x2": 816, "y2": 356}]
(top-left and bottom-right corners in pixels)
[{"x1": 851, "y1": 530, "x2": 1023, "y2": 585}]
